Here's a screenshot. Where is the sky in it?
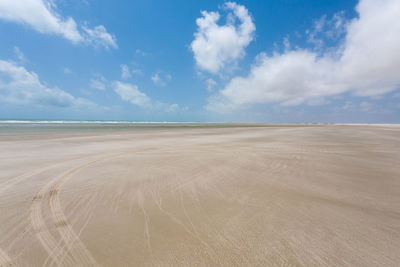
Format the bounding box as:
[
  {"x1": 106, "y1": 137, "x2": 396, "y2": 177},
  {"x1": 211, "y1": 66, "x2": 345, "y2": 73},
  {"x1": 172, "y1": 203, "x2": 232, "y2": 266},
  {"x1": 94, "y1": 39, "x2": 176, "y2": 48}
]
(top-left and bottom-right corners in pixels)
[{"x1": 0, "y1": 0, "x2": 399, "y2": 123}]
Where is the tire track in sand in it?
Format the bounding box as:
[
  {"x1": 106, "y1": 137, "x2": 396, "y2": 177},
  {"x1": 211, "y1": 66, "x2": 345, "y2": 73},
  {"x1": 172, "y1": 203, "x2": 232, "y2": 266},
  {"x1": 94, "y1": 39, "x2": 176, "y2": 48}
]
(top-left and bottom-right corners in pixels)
[
  {"x1": 30, "y1": 156, "x2": 114, "y2": 266},
  {"x1": 1, "y1": 157, "x2": 94, "y2": 267},
  {"x1": 47, "y1": 159, "x2": 110, "y2": 266},
  {"x1": 31, "y1": 150, "x2": 153, "y2": 266},
  {"x1": 0, "y1": 155, "x2": 92, "y2": 195},
  {"x1": 0, "y1": 248, "x2": 14, "y2": 266},
  {"x1": 44, "y1": 190, "x2": 100, "y2": 267},
  {"x1": 30, "y1": 171, "x2": 76, "y2": 267}
]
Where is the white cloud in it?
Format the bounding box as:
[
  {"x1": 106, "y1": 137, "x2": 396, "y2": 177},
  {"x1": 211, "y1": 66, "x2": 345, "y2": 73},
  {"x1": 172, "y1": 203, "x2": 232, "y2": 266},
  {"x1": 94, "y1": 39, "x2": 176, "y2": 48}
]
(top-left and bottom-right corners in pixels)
[
  {"x1": 151, "y1": 73, "x2": 160, "y2": 84},
  {"x1": 113, "y1": 81, "x2": 150, "y2": 108},
  {"x1": 151, "y1": 72, "x2": 172, "y2": 87},
  {"x1": 120, "y1": 64, "x2": 131, "y2": 79},
  {"x1": 0, "y1": 0, "x2": 117, "y2": 49},
  {"x1": 113, "y1": 81, "x2": 181, "y2": 113},
  {"x1": 207, "y1": 0, "x2": 400, "y2": 112},
  {"x1": 154, "y1": 102, "x2": 180, "y2": 113},
  {"x1": 90, "y1": 75, "x2": 107, "y2": 91},
  {"x1": 191, "y1": 2, "x2": 255, "y2": 74},
  {"x1": 306, "y1": 11, "x2": 347, "y2": 50},
  {"x1": 283, "y1": 36, "x2": 291, "y2": 51},
  {"x1": 82, "y1": 25, "x2": 117, "y2": 49},
  {"x1": 338, "y1": 0, "x2": 400, "y2": 96},
  {"x1": 13, "y1": 46, "x2": 27, "y2": 62},
  {"x1": 206, "y1": 78, "x2": 216, "y2": 91},
  {"x1": 0, "y1": 59, "x2": 97, "y2": 109}
]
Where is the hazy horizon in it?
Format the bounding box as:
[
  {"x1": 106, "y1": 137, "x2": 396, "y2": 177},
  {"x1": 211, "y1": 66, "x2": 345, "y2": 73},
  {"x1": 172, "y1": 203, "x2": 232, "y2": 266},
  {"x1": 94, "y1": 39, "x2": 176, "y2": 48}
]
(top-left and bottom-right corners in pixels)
[{"x1": 1, "y1": 119, "x2": 400, "y2": 125}]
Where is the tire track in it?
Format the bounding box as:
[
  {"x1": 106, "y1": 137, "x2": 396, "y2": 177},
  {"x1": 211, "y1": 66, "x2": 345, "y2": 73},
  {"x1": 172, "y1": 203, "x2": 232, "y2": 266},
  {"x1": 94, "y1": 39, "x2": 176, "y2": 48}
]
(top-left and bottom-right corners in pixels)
[
  {"x1": 0, "y1": 155, "x2": 91, "y2": 195},
  {"x1": 34, "y1": 149, "x2": 154, "y2": 266},
  {"x1": 0, "y1": 154, "x2": 97, "y2": 265},
  {"x1": 44, "y1": 191, "x2": 99, "y2": 267},
  {"x1": 137, "y1": 191, "x2": 152, "y2": 253},
  {"x1": 0, "y1": 152, "x2": 103, "y2": 267},
  {"x1": 30, "y1": 172, "x2": 76, "y2": 267},
  {"x1": 8, "y1": 147, "x2": 156, "y2": 266},
  {"x1": 47, "y1": 159, "x2": 107, "y2": 266},
  {"x1": 152, "y1": 192, "x2": 211, "y2": 250},
  {"x1": 30, "y1": 155, "x2": 116, "y2": 266},
  {"x1": 28, "y1": 155, "x2": 116, "y2": 266},
  {"x1": 0, "y1": 248, "x2": 14, "y2": 267},
  {"x1": 16, "y1": 152, "x2": 122, "y2": 266}
]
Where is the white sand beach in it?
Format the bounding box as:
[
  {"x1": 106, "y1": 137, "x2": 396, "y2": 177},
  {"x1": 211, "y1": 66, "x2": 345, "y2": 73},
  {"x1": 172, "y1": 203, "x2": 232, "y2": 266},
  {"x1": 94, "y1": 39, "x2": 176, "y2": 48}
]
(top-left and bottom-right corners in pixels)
[{"x1": 0, "y1": 124, "x2": 399, "y2": 266}]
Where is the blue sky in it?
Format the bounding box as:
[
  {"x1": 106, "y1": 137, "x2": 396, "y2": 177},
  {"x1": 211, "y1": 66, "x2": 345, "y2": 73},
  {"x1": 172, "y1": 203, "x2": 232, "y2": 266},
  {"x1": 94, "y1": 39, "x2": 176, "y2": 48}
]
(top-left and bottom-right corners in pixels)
[{"x1": 0, "y1": 0, "x2": 399, "y2": 122}]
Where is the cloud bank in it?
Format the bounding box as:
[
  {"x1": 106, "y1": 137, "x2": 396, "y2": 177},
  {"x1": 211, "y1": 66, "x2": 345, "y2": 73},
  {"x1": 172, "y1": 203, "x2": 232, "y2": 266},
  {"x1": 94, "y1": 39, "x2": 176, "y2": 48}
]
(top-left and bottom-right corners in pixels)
[
  {"x1": 0, "y1": 0, "x2": 117, "y2": 49},
  {"x1": 191, "y1": 2, "x2": 255, "y2": 74},
  {"x1": 207, "y1": 0, "x2": 400, "y2": 112}
]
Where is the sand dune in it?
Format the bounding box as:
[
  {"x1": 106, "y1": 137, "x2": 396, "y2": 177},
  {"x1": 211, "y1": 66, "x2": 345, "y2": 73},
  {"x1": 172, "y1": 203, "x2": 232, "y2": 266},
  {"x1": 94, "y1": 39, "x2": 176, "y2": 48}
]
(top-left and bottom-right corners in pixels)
[{"x1": 0, "y1": 124, "x2": 399, "y2": 266}]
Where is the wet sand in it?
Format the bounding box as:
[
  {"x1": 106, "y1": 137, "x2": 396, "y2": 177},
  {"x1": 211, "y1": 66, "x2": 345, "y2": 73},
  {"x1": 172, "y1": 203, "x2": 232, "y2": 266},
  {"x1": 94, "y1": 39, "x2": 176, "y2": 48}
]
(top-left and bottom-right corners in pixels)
[{"x1": 0, "y1": 124, "x2": 399, "y2": 266}]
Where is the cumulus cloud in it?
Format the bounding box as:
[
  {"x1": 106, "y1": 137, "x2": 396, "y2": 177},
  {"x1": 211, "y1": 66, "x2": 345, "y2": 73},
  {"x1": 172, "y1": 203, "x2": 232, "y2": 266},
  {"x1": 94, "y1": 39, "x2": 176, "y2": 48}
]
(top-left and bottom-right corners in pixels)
[
  {"x1": 0, "y1": 0, "x2": 117, "y2": 49},
  {"x1": 82, "y1": 25, "x2": 117, "y2": 49},
  {"x1": 113, "y1": 81, "x2": 180, "y2": 112},
  {"x1": 120, "y1": 64, "x2": 131, "y2": 79},
  {"x1": 191, "y1": 2, "x2": 255, "y2": 74},
  {"x1": 0, "y1": 59, "x2": 97, "y2": 109},
  {"x1": 113, "y1": 81, "x2": 151, "y2": 108},
  {"x1": 207, "y1": 0, "x2": 400, "y2": 112}
]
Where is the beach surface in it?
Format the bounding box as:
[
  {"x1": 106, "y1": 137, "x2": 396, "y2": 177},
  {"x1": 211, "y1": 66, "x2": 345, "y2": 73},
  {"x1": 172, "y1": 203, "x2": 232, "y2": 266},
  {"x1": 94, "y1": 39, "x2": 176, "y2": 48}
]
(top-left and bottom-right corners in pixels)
[{"x1": 0, "y1": 124, "x2": 399, "y2": 266}]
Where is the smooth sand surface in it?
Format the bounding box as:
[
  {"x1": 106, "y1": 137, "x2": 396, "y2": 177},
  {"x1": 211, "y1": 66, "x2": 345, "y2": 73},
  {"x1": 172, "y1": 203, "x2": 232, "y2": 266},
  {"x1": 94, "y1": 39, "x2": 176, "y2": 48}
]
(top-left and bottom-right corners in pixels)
[{"x1": 0, "y1": 124, "x2": 399, "y2": 266}]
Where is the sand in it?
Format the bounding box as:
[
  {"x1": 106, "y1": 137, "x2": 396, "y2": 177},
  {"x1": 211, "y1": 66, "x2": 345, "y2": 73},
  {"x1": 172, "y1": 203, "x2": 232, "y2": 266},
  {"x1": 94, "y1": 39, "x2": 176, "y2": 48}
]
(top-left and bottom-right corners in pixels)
[{"x1": 0, "y1": 124, "x2": 399, "y2": 266}]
